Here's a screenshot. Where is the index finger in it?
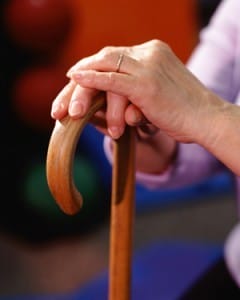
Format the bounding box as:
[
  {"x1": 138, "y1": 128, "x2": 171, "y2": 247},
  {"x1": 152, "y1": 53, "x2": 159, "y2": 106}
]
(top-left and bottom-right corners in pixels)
[{"x1": 51, "y1": 81, "x2": 76, "y2": 120}]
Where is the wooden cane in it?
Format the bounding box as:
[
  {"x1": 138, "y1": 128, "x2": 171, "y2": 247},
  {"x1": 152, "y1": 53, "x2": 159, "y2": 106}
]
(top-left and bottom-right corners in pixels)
[{"x1": 46, "y1": 93, "x2": 136, "y2": 300}]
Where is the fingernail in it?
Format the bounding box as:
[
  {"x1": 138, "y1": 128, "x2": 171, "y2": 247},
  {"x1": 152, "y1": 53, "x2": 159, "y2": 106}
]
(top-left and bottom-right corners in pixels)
[
  {"x1": 108, "y1": 126, "x2": 121, "y2": 139},
  {"x1": 66, "y1": 70, "x2": 73, "y2": 78},
  {"x1": 51, "y1": 102, "x2": 65, "y2": 118},
  {"x1": 69, "y1": 100, "x2": 83, "y2": 117},
  {"x1": 71, "y1": 72, "x2": 84, "y2": 82},
  {"x1": 66, "y1": 67, "x2": 74, "y2": 78}
]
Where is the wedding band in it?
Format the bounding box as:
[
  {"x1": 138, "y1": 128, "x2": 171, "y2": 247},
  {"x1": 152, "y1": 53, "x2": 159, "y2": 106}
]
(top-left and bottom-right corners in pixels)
[{"x1": 116, "y1": 53, "x2": 124, "y2": 72}]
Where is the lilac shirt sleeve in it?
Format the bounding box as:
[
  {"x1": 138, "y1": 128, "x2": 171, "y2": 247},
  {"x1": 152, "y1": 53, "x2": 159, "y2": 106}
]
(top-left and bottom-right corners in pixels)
[
  {"x1": 187, "y1": 0, "x2": 239, "y2": 102},
  {"x1": 104, "y1": 136, "x2": 223, "y2": 189}
]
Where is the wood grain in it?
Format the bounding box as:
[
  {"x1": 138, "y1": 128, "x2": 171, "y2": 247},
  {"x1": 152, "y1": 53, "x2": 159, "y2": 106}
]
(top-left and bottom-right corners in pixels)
[{"x1": 46, "y1": 92, "x2": 136, "y2": 300}]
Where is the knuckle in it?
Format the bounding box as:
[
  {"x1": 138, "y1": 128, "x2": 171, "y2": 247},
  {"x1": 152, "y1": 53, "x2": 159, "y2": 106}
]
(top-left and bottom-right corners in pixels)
[
  {"x1": 98, "y1": 46, "x2": 115, "y2": 61},
  {"x1": 151, "y1": 39, "x2": 172, "y2": 58},
  {"x1": 152, "y1": 39, "x2": 170, "y2": 50}
]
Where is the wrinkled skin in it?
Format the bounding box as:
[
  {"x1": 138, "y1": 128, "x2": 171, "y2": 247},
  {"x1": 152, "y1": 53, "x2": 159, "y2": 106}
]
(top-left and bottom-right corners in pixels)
[{"x1": 51, "y1": 40, "x2": 239, "y2": 175}]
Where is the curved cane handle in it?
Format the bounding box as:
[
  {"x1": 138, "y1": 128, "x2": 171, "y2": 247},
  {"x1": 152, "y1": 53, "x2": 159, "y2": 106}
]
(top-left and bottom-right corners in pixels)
[
  {"x1": 46, "y1": 93, "x2": 105, "y2": 215},
  {"x1": 46, "y1": 91, "x2": 136, "y2": 300}
]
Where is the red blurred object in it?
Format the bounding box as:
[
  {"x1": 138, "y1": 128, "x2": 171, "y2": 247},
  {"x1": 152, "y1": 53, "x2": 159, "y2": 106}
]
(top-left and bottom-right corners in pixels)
[
  {"x1": 12, "y1": 65, "x2": 68, "y2": 131},
  {"x1": 4, "y1": 0, "x2": 73, "y2": 54}
]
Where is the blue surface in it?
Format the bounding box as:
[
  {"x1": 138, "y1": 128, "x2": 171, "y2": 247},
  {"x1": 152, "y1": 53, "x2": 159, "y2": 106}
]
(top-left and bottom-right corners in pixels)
[
  {"x1": 135, "y1": 172, "x2": 234, "y2": 212},
  {"x1": 1, "y1": 241, "x2": 222, "y2": 300}
]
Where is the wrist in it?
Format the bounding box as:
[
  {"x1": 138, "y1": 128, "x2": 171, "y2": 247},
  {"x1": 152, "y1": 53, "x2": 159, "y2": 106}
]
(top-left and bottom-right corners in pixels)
[
  {"x1": 195, "y1": 93, "x2": 240, "y2": 174},
  {"x1": 192, "y1": 91, "x2": 228, "y2": 147}
]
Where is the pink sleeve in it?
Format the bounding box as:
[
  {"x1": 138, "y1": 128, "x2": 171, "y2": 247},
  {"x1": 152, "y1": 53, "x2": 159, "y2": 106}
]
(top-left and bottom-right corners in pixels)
[{"x1": 104, "y1": 136, "x2": 222, "y2": 190}]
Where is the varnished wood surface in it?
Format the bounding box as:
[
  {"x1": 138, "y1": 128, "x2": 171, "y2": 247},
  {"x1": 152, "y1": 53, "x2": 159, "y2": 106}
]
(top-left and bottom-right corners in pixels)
[{"x1": 46, "y1": 93, "x2": 136, "y2": 300}]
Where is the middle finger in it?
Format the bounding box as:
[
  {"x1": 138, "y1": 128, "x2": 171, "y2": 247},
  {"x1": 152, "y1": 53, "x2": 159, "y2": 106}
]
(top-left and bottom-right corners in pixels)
[{"x1": 106, "y1": 92, "x2": 128, "y2": 139}]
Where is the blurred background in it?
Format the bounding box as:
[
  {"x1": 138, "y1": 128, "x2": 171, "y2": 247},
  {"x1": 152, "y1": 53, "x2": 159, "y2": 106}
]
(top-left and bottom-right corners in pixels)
[{"x1": 0, "y1": 0, "x2": 237, "y2": 299}]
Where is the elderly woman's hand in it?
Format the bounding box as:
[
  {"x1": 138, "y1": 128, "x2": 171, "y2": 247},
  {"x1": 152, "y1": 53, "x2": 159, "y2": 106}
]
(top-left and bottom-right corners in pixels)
[
  {"x1": 52, "y1": 39, "x2": 223, "y2": 146},
  {"x1": 50, "y1": 39, "x2": 236, "y2": 174}
]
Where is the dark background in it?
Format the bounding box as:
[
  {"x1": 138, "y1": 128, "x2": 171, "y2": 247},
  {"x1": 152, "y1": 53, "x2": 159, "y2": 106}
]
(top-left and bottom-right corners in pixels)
[{"x1": 0, "y1": 0, "x2": 238, "y2": 297}]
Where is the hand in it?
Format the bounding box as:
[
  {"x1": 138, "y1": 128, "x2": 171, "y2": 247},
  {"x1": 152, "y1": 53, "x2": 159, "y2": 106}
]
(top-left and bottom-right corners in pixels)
[
  {"x1": 52, "y1": 39, "x2": 222, "y2": 145},
  {"x1": 51, "y1": 79, "x2": 177, "y2": 174},
  {"x1": 50, "y1": 39, "x2": 229, "y2": 174}
]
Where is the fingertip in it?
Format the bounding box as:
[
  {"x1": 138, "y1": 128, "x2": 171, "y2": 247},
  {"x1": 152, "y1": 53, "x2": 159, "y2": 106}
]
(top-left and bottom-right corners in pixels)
[
  {"x1": 66, "y1": 71, "x2": 72, "y2": 78},
  {"x1": 66, "y1": 65, "x2": 76, "y2": 78},
  {"x1": 51, "y1": 102, "x2": 66, "y2": 120},
  {"x1": 69, "y1": 100, "x2": 84, "y2": 118},
  {"x1": 125, "y1": 104, "x2": 143, "y2": 126},
  {"x1": 108, "y1": 126, "x2": 125, "y2": 140}
]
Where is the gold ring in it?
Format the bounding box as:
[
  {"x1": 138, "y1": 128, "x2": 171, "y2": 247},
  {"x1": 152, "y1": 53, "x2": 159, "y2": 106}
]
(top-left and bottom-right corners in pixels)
[{"x1": 116, "y1": 53, "x2": 124, "y2": 72}]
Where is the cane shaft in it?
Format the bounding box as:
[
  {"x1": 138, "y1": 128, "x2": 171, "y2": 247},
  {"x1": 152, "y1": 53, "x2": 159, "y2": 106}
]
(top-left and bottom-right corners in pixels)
[
  {"x1": 46, "y1": 94, "x2": 136, "y2": 300},
  {"x1": 109, "y1": 127, "x2": 136, "y2": 300}
]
